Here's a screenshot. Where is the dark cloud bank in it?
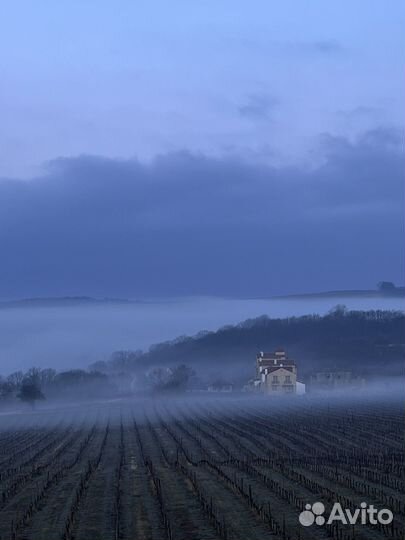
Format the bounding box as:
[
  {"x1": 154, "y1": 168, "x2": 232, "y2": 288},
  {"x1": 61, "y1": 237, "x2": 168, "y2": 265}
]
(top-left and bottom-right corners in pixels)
[{"x1": 0, "y1": 128, "x2": 403, "y2": 299}]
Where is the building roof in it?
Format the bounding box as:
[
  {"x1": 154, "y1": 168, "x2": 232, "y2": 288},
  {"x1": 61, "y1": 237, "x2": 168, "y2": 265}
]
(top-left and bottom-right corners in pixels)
[
  {"x1": 258, "y1": 358, "x2": 296, "y2": 366},
  {"x1": 257, "y1": 350, "x2": 296, "y2": 366},
  {"x1": 262, "y1": 366, "x2": 294, "y2": 374}
]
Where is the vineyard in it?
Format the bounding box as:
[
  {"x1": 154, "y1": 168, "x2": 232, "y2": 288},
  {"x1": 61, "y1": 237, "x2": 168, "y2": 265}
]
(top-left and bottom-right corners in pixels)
[{"x1": 0, "y1": 395, "x2": 403, "y2": 540}]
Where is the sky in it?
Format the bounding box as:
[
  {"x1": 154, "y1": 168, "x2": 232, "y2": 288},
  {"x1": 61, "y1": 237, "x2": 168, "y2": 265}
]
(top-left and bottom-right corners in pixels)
[{"x1": 0, "y1": 0, "x2": 404, "y2": 298}]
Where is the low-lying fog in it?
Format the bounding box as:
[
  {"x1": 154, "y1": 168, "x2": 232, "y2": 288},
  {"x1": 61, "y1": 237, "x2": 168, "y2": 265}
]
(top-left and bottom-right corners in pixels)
[
  {"x1": 0, "y1": 295, "x2": 404, "y2": 374},
  {"x1": 0, "y1": 381, "x2": 403, "y2": 428}
]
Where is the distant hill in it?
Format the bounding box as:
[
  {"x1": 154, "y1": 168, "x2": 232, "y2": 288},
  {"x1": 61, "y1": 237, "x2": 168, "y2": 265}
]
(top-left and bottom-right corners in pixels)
[
  {"x1": 0, "y1": 296, "x2": 132, "y2": 309},
  {"x1": 104, "y1": 308, "x2": 405, "y2": 382},
  {"x1": 273, "y1": 284, "x2": 405, "y2": 300},
  {"x1": 2, "y1": 282, "x2": 403, "y2": 309}
]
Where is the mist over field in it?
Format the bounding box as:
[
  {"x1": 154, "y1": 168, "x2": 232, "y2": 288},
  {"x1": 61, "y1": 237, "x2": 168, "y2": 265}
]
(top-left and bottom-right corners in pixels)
[
  {"x1": 0, "y1": 295, "x2": 403, "y2": 374},
  {"x1": 0, "y1": 384, "x2": 404, "y2": 427}
]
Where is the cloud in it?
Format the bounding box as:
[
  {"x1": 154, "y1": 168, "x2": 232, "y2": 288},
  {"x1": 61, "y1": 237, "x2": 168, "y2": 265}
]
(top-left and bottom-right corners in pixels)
[
  {"x1": 309, "y1": 39, "x2": 343, "y2": 54},
  {"x1": 337, "y1": 106, "x2": 380, "y2": 119},
  {"x1": 0, "y1": 127, "x2": 403, "y2": 298},
  {"x1": 238, "y1": 94, "x2": 278, "y2": 121},
  {"x1": 282, "y1": 39, "x2": 344, "y2": 56}
]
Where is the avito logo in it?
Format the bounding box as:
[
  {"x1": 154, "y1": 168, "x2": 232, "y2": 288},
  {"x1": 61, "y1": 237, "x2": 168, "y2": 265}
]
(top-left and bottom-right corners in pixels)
[{"x1": 299, "y1": 502, "x2": 393, "y2": 527}]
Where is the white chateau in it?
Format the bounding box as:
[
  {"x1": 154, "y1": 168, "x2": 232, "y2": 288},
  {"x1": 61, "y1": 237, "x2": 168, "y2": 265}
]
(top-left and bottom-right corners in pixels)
[{"x1": 247, "y1": 349, "x2": 305, "y2": 395}]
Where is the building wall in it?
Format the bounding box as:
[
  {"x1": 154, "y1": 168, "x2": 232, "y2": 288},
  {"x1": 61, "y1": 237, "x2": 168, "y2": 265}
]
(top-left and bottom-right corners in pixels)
[
  {"x1": 262, "y1": 367, "x2": 297, "y2": 394},
  {"x1": 310, "y1": 371, "x2": 352, "y2": 387},
  {"x1": 309, "y1": 371, "x2": 365, "y2": 392}
]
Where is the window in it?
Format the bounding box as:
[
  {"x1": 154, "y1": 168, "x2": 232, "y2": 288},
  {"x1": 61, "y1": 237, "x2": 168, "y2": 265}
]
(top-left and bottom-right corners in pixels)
[
  {"x1": 272, "y1": 375, "x2": 279, "y2": 383},
  {"x1": 285, "y1": 375, "x2": 291, "y2": 384}
]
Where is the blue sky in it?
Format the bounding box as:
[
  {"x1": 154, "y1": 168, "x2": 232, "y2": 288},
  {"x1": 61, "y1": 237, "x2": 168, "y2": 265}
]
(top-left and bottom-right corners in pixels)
[
  {"x1": 1, "y1": 1, "x2": 403, "y2": 177},
  {"x1": 0, "y1": 1, "x2": 404, "y2": 297}
]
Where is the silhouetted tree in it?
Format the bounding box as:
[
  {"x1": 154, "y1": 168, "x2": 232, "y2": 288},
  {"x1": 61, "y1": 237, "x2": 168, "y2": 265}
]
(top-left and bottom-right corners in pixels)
[
  {"x1": 328, "y1": 304, "x2": 347, "y2": 317},
  {"x1": 159, "y1": 364, "x2": 195, "y2": 392},
  {"x1": 40, "y1": 368, "x2": 56, "y2": 387},
  {"x1": 18, "y1": 382, "x2": 45, "y2": 408},
  {"x1": 378, "y1": 281, "x2": 396, "y2": 292},
  {"x1": 0, "y1": 378, "x2": 14, "y2": 400},
  {"x1": 7, "y1": 371, "x2": 24, "y2": 388},
  {"x1": 0, "y1": 371, "x2": 24, "y2": 401}
]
